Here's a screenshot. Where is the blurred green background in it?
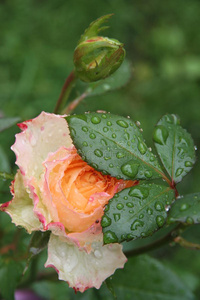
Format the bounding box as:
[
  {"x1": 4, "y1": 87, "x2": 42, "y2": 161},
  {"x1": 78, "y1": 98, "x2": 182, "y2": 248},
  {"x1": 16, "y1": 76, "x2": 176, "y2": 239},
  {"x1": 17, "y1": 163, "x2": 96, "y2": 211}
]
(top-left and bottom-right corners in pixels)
[{"x1": 0, "y1": 0, "x2": 200, "y2": 299}]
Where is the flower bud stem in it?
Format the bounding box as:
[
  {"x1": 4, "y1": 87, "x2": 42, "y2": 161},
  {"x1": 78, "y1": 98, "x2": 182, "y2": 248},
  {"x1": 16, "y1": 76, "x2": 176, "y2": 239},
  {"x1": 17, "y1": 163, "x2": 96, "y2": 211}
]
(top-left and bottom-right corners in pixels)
[
  {"x1": 63, "y1": 91, "x2": 89, "y2": 114},
  {"x1": 53, "y1": 70, "x2": 77, "y2": 114}
]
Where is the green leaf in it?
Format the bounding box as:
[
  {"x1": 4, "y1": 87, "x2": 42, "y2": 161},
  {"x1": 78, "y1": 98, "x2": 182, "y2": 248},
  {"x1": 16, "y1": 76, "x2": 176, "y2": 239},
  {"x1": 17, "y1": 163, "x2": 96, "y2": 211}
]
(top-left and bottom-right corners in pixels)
[
  {"x1": 102, "y1": 183, "x2": 175, "y2": 244},
  {"x1": 0, "y1": 257, "x2": 24, "y2": 300},
  {"x1": 24, "y1": 231, "x2": 50, "y2": 273},
  {"x1": 153, "y1": 114, "x2": 196, "y2": 184},
  {"x1": 66, "y1": 113, "x2": 163, "y2": 180},
  {"x1": 0, "y1": 117, "x2": 20, "y2": 133},
  {"x1": 87, "y1": 60, "x2": 132, "y2": 96},
  {"x1": 167, "y1": 193, "x2": 200, "y2": 225},
  {"x1": 99, "y1": 255, "x2": 195, "y2": 300}
]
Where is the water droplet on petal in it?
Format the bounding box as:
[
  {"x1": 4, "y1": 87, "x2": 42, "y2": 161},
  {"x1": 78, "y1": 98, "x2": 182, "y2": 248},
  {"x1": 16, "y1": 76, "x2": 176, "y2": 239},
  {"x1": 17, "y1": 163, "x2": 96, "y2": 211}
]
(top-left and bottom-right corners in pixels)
[
  {"x1": 121, "y1": 161, "x2": 139, "y2": 178},
  {"x1": 94, "y1": 249, "x2": 102, "y2": 259},
  {"x1": 116, "y1": 120, "x2": 129, "y2": 128},
  {"x1": 153, "y1": 125, "x2": 169, "y2": 145},
  {"x1": 91, "y1": 116, "x2": 101, "y2": 124}
]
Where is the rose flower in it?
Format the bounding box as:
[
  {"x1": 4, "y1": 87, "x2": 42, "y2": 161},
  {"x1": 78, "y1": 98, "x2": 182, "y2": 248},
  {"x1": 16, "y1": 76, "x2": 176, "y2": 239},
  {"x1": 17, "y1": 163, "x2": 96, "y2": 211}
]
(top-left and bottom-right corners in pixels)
[{"x1": 1, "y1": 112, "x2": 137, "y2": 292}]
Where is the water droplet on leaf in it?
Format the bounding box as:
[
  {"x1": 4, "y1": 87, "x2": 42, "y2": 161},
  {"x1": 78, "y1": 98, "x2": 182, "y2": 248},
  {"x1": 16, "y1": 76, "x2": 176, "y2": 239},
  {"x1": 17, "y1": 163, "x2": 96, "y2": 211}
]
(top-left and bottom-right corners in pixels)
[
  {"x1": 116, "y1": 203, "x2": 124, "y2": 210},
  {"x1": 114, "y1": 214, "x2": 121, "y2": 222},
  {"x1": 121, "y1": 161, "x2": 139, "y2": 178},
  {"x1": 116, "y1": 120, "x2": 129, "y2": 128},
  {"x1": 131, "y1": 220, "x2": 144, "y2": 231},
  {"x1": 101, "y1": 215, "x2": 112, "y2": 227},
  {"x1": 156, "y1": 215, "x2": 165, "y2": 227},
  {"x1": 129, "y1": 186, "x2": 149, "y2": 199},
  {"x1": 103, "y1": 231, "x2": 118, "y2": 244},
  {"x1": 91, "y1": 116, "x2": 101, "y2": 124},
  {"x1": 153, "y1": 125, "x2": 169, "y2": 145},
  {"x1": 94, "y1": 149, "x2": 103, "y2": 157},
  {"x1": 90, "y1": 133, "x2": 96, "y2": 139}
]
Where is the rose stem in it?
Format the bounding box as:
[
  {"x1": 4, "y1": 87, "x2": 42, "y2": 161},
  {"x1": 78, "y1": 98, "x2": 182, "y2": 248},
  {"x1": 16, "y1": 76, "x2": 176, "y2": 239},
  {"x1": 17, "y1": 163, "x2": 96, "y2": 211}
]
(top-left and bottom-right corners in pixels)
[
  {"x1": 63, "y1": 91, "x2": 89, "y2": 114},
  {"x1": 125, "y1": 224, "x2": 183, "y2": 257},
  {"x1": 53, "y1": 70, "x2": 77, "y2": 114}
]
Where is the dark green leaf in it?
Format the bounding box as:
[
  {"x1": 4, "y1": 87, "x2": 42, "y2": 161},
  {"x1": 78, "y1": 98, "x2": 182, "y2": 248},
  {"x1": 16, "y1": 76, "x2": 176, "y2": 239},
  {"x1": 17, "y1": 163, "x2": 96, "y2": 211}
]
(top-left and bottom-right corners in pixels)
[
  {"x1": 25, "y1": 231, "x2": 50, "y2": 273},
  {"x1": 153, "y1": 114, "x2": 196, "y2": 183},
  {"x1": 87, "y1": 60, "x2": 132, "y2": 96},
  {"x1": 167, "y1": 193, "x2": 200, "y2": 225},
  {"x1": 102, "y1": 183, "x2": 175, "y2": 244},
  {"x1": 0, "y1": 117, "x2": 20, "y2": 133},
  {"x1": 99, "y1": 255, "x2": 195, "y2": 300},
  {"x1": 0, "y1": 257, "x2": 24, "y2": 300},
  {"x1": 67, "y1": 113, "x2": 163, "y2": 180}
]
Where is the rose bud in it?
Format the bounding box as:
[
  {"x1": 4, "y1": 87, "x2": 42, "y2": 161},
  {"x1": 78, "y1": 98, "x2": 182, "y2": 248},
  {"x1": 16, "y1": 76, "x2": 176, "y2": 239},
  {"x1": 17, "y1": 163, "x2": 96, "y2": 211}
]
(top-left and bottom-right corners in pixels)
[{"x1": 73, "y1": 14, "x2": 125, "y2": 82}]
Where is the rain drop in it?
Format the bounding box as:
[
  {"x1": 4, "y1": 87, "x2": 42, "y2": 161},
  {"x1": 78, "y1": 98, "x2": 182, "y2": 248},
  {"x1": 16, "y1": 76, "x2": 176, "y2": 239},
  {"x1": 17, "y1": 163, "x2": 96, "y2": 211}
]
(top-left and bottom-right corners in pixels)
[
  {"x1": 145, "y1": 170, "x2": 153, "y2": 178},
  {"x1": 91, "y1": 116, "x2": 101, "y2": 124},
  {"x1": 82, "y1": 141, "x2": 88, "y2": 146},
  {"x1": 155, "y1": 201, "x2": 164, "y2": 212},
  {"x1": 156, "y1": 215, "x2": 165, "y2": 227},
  {"x1": 94, "y1": 250, "x2": 102, "y2": 259},
  {"x1": 94, "y1": 149, "x2": 103, "y2": 157},
  {"x1": 138, "y1": 141, "x2": 147, "y2": 155},
  {"x1": 114, "y1": 214, "x2": 121, "y2": 222},
  {"x1": 186, "y1": 217, "x2": 194, "y2": 225},
  {"x1": 175, "y1": 168, "x2": 183, "y2": 177},
  {"x1": 126, "y1": 202, "x2": 134, "y2": 208},
  {"x1": 121, "y1": 161, "x2": 139, "y2": 178},
  {"x1": 89, "y1": 133, "x2": 96, "y2": 139},
  {"x1": 116, "y1": 120, "x2": 129, "y2": 128},
  {"x1": 101, "y1": 139, "x2": 107, "y2": 146},
  {"x1": 116, "y1": 152, "x2": 125, "y2": 159},
  {"x1": 124, "y1": 132, "x2": 130, "y2": 140},
  {"x1": 131, "y1": 220, "x2": 144, "y2": 231},
  {"x1": 147, "y1": 208, "x2": 153, "y2": 215},
  {"x1": 129, "y1": 186, "x2": 149, "y2": 199},
  {"x1": 116, "y1": 203, "x2": 124, "y2": 210},
  {"x1": 101, "y1": 215, "x2": 112, "y2": 228},
  {"x1": 112, "y1": 133, "x2": 116, "y2": 138},
  {"x1": 103, "y1": 127, "x2": 109, "y2": 132},
  {"x1": 153, "y1": 125, "x2": 169, "y2": 145},
  {"x1": 103, "y1": 231, "x2": 119, "y2": 244},
  {"x1": 180, "y1": 203, "x2": 190, "y2": 211},
  {"x1": 82, "y1": 126, "x2": 88, "y2": 132},
  {"x1": 185, "y1": 161, "x2": 193, "y2": 167},
  {"x1": 107, "y1": 121, "x2": 112, "y2": 126}
]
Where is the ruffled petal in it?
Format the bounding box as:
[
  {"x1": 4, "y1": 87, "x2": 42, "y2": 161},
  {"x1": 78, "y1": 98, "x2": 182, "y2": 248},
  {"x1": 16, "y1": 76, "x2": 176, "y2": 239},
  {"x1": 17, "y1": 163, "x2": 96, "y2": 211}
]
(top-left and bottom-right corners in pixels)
[
  {"x1": 45, "y1": 234, "x2": 127, "y2": 292},
  {"x1": 12, "y1": 112, "x2": 72, "y2": 182},
  {"x1": 1, "y1": 171, "x2": 42, "y2": 233}
]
